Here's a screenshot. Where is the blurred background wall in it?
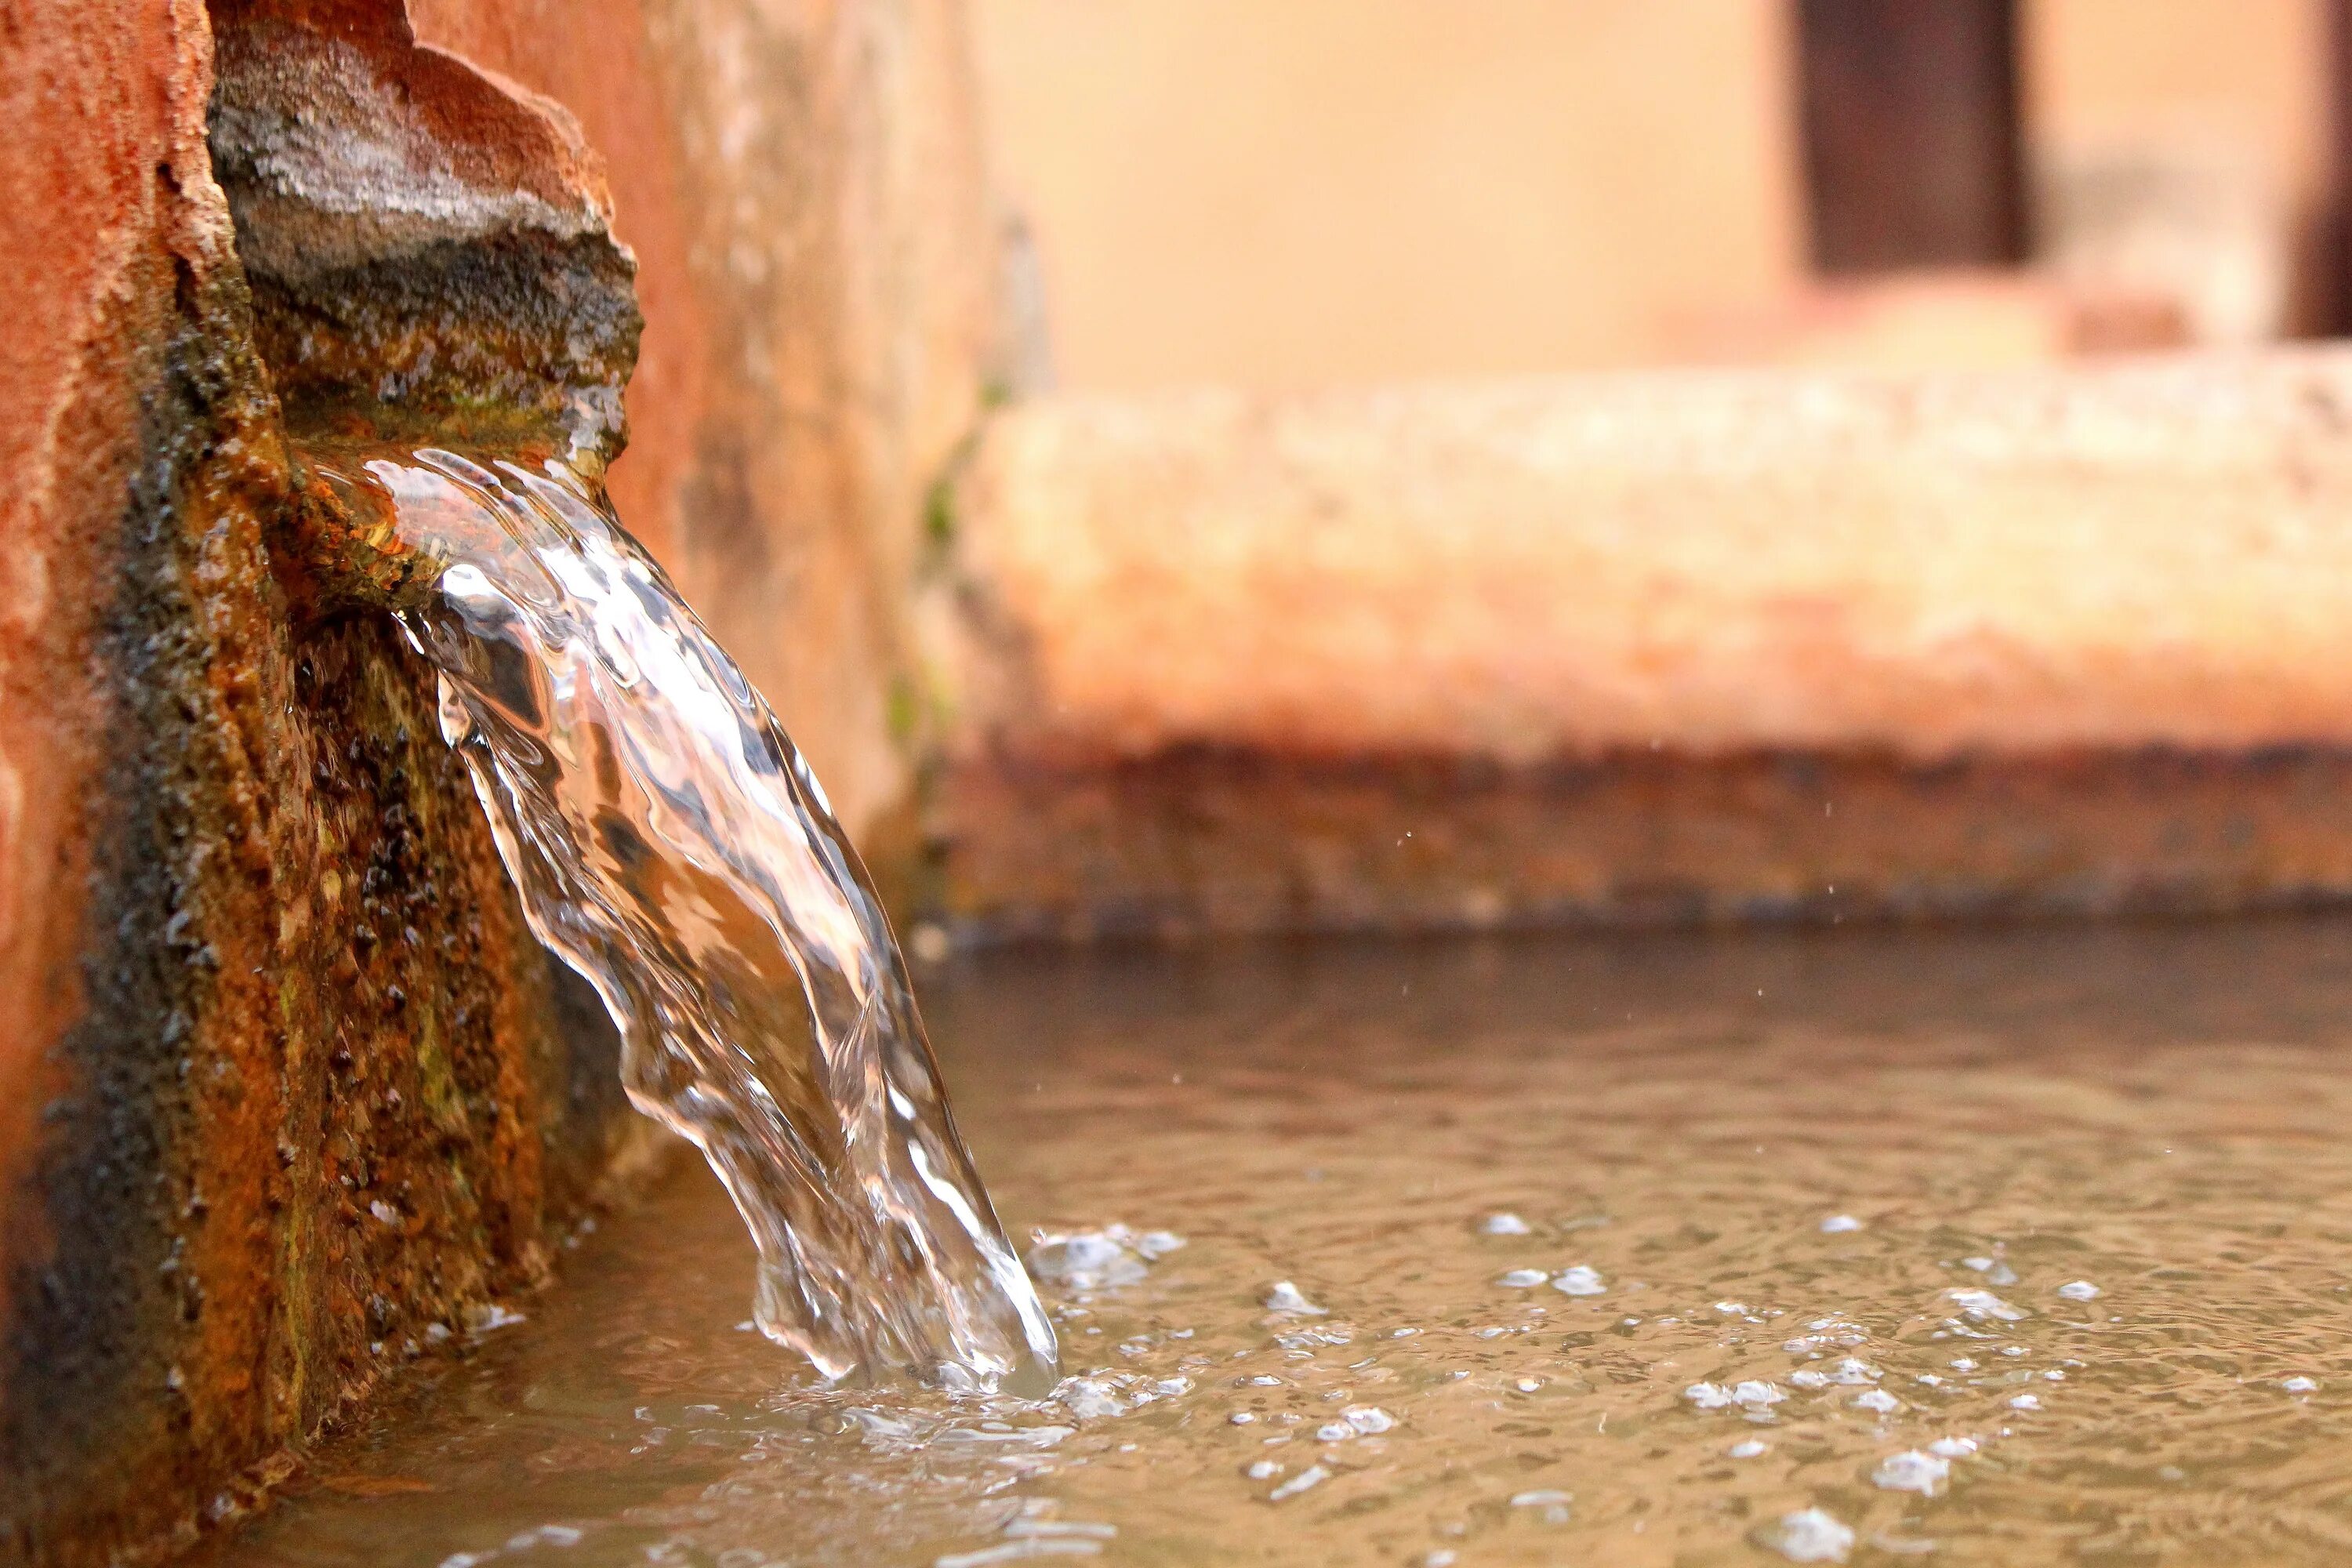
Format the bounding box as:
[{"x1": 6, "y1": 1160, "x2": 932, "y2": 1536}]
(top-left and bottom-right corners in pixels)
[{"x1": 971, "y1": 0, "x2": 2335, "y2": 389}]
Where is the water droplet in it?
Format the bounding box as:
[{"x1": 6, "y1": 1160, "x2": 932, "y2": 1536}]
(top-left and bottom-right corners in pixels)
[
  {"x1": 2056, "y1": 1280, "x2": 2101, "y2": 1301},
  {"x1": 2284, "y1": 1376, "x2": 2321, "y2": 1393},
  {"x1": 1497, "y1": 1269, "x2": 1549, "y2": 1288},
  {"x1": 1820, "y1": 1214, "x2": 1863, "y2": 1233},
  {"x1": 1729, "y1": 1439, "x2": 1769, "y2": 1458},
  {"x1": 1481, "y1": 1213, "x2": 1533, "y2": 1236}
]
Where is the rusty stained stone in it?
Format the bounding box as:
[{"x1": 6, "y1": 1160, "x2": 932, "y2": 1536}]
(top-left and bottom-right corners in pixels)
[
  {"x1": 0, "y1": 2, "x2": 645, "y2": 1563},
  {"x1": 2, "y1": 0, "x2": 997, "y2": 1552},
  {"x1": 932, "y1": 746, "x2": 2352, "y2": 942}
]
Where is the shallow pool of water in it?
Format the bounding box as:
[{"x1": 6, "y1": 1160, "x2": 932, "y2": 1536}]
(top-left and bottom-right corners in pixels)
[{"x1": 203, "y1": 920, "x2": 2352, "y2": 1566}]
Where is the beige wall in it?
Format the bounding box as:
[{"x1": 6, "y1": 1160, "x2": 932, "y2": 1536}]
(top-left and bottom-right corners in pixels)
[
  {"x1": 2027, "y1": 0, "x2": 2326, "y2": 219},
  {"x1": 973, "y1": 0, "x2": 1806, "y2": 391},
  {"x1": 974, "y1": 0, "x2": 2332, "y2": 391}
]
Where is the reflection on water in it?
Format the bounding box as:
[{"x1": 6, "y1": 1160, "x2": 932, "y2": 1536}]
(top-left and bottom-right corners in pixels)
[{"x1": 204, "y1": 920, "x2": 2352, "y2": 1566}]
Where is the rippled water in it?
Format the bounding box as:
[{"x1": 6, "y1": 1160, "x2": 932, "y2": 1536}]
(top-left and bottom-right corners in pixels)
[
  {"x1": 307, "y1": 444, "x2": 1055, "y2": 1392},
  {"x1": 201, "y1": 920, "x2": 2352, "y2": 1566}
]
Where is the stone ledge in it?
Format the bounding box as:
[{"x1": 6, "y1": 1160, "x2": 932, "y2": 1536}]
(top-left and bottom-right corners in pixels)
[{"x1": 931, "y1": 354, "x2": 2352, "y2": 936}]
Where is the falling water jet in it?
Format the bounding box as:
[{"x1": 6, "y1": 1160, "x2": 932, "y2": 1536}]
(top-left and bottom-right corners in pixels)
[{"x1": 299, "y1": 436, "x2": 1058, "y2": 1396}]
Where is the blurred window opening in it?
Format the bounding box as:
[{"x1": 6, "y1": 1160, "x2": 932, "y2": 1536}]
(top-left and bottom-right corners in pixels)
[{"x1": 1797, "y1": 0, "x2": 2028, "y2": 273}]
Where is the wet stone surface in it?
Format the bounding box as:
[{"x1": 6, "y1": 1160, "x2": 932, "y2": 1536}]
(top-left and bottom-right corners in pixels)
[{"x1": 200, "y1": 919, "x2": 2352, "y2": 1566}]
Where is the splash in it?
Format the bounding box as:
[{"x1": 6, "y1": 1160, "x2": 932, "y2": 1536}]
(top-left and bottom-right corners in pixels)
[{"x1": 312, "y1": 442, "x2": 1058, "y2": 1395}]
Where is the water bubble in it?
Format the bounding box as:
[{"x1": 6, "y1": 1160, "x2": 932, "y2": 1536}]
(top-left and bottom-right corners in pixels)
[
  {"x1": 1316, "y1": 1422, "x2": 1356, "y2": 1442},
  {"x1": 1263, "y1": 1281, "x2": 1327, "y2": 1316},
  {"x1": 1820, "y1": 1214, "x2": 1864, "y2": 1233},
  {"x1": 1055, "y1": 1378, "x2": 1123, "y2": 1420},
  {"x1": 1948, "y1": 1288, "x2": 2027, "y2": 1322},
  {"x1": 1873, "y1": 1450, "x2": 1951, "y2": 1496},
  {"x1": 1685, "y1": 1382, "x2": 1737, "y2": 1410},
  {"x1": 1961, "y1": 1257, "x2": 2020, "y2": 1287},
  {"x1": 2056, "y1": 1280, "x2": 2102, "y2": 1302},
  {"x1": 1343, "y1": 1406, "x2": 1396, "y2": 1434},
  {"x1": 505, "y1": 1526, "x2": 583, "y2": 1550},
  {"x1": 934, "y1": 1540, "x2": 1102, "y2": 1566},
  {"x1": 1853, "y1": 1390, "x2": 1900, "y2": 1414},
  {"x1": 1761, "y1": 1508, "x2": 1855, "y2": 1563},
  {"x1": 1002, "y1": 1523, "x2": 1116, "y2": 1542},
  {"x1": 2284, "y1": 1376, "x2": 2321, "y2": 1393},
  {"x1": 1831, "y1": 1357, "x2": 1882, "y2": 1385},
  {"x1": 1268, "y1": 1465, "x2": 1328, "y2": 1501},
  {"x1": 1552, "y1": 1265, "x2": 1606, "y2": 1297},
  {"x1": 1245, "y1": 1460, "x2": 1278, "y2": 1479},
  {"x1": 466, "y1": 1303, "x2": 527, "y2": 1334},
  {"x1": 1481, "y1": 1213, "x2": 1533, "y2": 1236},
  {"x1": 1729, "y1": 1439, "x2": 1769, "y2": 1458},
  {"x1": 1733, "y1": 1381, "x2": 1786, "y2": 1408},
  {"x1": 1928, "y1": 1436, "x2": 1981, "y2": 1458},
  {"x1": 1134, "y1": 1231, "x2": 1186, "y2": 1261},
  {"x1": 2009, "y1": 1394, "x2": 2042, "y2": 1411},
  {"x1": 1229, "y1": 1412, "x2": 1256, "y2": 1425},
  {"x1": 1029, "y1": 1233, "x2": 1147, "y2": 1290},
  {"x1": 1497, "y1": 1269, "x2": 1549, "y2": 1288}
]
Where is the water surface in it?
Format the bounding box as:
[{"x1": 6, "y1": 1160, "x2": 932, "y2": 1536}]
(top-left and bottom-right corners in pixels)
[{"x1": 205, "y1": 920, "x2": 2352, "y2": 1566}]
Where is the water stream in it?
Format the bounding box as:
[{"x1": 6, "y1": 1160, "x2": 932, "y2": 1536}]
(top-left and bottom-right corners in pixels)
[{"x1": 307, "y1": 443, "x2": 1057, "y2": 1396}]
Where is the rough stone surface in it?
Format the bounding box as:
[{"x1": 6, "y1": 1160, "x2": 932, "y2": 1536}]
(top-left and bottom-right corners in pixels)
[
  {"x1": 0, "y1": 3, "x2": 656, "y2": 1563},
  {"x1": 931, "y1": 355, "x2": 2352, "y2": 938},
  {"x1": 409, "y1": 0, "x2": 1001, "y2": 840},
  {"x1": 2, "y1": 0, "x2": 998, "y2": 1555}
]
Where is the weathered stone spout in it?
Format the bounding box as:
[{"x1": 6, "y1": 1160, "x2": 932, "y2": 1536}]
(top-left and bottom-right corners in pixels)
[{"x1": 3, "y1": 0, "x2": 1004, "y2": 1554}]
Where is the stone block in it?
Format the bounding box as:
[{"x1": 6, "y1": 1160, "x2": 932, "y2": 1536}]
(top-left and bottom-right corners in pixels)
[{"x1": 931, "y1": 355, "x2": 2352, "y2": 937}]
